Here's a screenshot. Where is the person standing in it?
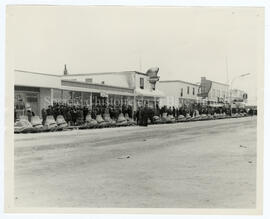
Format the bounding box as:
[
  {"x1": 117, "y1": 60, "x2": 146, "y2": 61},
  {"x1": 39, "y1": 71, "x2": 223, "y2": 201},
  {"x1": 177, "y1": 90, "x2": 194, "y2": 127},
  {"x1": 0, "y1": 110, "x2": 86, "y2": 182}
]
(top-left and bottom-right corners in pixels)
[
  {"x1": 41, "y1": 108, "x2": 47, "y2": 125},
  {"x1": 142, "y1": 106, "x2": 149, "y2": 126},
  {"x1": 172, "y1": 106, "x2": 176, "y2": 118},
  {"x1": 26, "y1": 107, "x2": 33, "y2": 122}
]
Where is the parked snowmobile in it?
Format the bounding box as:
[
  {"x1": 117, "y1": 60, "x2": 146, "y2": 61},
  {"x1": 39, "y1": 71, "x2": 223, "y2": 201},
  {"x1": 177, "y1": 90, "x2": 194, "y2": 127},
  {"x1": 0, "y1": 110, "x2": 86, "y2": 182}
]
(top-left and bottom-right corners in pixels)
[
  {"x1": 153, "y1": 115, "x2": 162, "y2": 124},
  {"x1": 124, "y1": 113, "x2": 136, "y2": 126},
  {"x1": 30, "y1": 116, "x2": 44, "y2": 132},
  {"x1": 56, "y1": 115, "x2": 68, "y2": 130},
  {"x1": 103, "y1": 113, "x2": 116, "y2": 127},
  {"x1": 43, "y1": 115, "x2": 58, "y2": 131},
  {"x1": 84, "y1": 114, "x2": 98, "y2": 128},
  {"x1": 116, "y1": 113, "x2": 128, "y2": 126},
  {"x1": 96, "y1": 114, "x2": 109, "y2": 128},
  {"x1": 14, "y1": 119, "x2": 34, "y2": 133},
  {"x1": 177, "y1": 115, "x2": 186, "y2": 122}
]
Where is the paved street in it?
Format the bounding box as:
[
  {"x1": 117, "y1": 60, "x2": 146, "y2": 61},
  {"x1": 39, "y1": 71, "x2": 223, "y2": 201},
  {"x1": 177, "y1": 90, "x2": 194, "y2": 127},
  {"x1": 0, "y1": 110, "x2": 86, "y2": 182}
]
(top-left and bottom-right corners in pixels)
[{"x1": 14, "y1": 117, "x2": 257, "y2": 208}]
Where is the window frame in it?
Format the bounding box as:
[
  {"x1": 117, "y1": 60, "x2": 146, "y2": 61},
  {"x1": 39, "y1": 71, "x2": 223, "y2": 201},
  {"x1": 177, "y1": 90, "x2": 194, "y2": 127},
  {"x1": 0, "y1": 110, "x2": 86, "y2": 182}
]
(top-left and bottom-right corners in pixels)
[{"x1": 140, "y1": 77, "x2": 144, "y2": 89}]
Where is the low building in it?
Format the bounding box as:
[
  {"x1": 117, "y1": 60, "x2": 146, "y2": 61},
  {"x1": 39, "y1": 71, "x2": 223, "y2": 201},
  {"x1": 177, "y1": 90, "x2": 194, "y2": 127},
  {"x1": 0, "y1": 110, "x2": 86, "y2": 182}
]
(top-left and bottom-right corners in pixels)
[
  {"x1": 230, "y1": 89, "x2": 248, "y2": 103},
  {"x1": 198, "y1": 77, "x2": 229, "y2": 104},
  {"x1": 157, "y1": 80, "x2": 200, "y2": 107},
  {"x1": 230, "y1": 89, "x2": 248, "y2": 109},
  {"x1": 61, "y1": 67, "x2": 164, "y2": 109},
  {"x1": 14, "y1": 67, "x2": 164, "y2": 118}
]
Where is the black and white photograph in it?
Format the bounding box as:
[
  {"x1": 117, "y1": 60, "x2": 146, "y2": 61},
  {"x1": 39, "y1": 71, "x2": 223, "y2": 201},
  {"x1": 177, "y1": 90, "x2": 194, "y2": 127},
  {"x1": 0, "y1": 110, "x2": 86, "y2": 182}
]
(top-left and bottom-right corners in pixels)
[{"x1": 2, "y1": 3, "x2": 266, "y2": 215}]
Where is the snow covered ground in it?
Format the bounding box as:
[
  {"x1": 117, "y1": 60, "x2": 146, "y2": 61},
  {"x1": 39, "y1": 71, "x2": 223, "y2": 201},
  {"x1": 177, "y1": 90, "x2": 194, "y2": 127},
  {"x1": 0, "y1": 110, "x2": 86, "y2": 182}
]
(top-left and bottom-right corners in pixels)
[{"x1": 14, "y1": 116, "x2": 257, "y2": 208}]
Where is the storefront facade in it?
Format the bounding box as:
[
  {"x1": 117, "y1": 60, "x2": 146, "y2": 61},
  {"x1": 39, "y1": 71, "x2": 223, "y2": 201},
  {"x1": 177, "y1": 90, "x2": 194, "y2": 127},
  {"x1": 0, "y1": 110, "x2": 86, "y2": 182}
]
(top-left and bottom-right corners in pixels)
[
  {"x1": 198, "y1": 77, "x2": 229, "y2": 104},
  {"x1": 61, "y1": 67, "x2": 164, "y2": 110},
  {"x1": 14, "y1": 70, "x2": 135, "y2": 119},
  {"x1": 157, "y1": 80, "x2": 200, "y2": 107}
]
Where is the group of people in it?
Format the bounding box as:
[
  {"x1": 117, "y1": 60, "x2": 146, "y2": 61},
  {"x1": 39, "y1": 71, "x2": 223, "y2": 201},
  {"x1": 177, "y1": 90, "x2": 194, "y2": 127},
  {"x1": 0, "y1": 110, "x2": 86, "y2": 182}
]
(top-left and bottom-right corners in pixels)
[
  {"x1": 157, "y1": 103, "x2": 250, "y2": 118},
  {"x1": 17, "y1": 101, "x2": 255, "y2": 127},
  {"x1": 40, "y1": 102, "x2": 134, "y2": 126}
]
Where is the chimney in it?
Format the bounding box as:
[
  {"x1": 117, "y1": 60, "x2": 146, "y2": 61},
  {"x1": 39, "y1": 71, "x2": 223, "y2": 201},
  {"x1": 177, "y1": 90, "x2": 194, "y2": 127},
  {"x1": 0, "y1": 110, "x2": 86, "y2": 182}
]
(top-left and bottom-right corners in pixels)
[
  {"x1": 201, "y1": 76, "x2": 206, "y2": 82},
  {"x1": 63, "y1": 64, "x2": 68, "y2": 75}
]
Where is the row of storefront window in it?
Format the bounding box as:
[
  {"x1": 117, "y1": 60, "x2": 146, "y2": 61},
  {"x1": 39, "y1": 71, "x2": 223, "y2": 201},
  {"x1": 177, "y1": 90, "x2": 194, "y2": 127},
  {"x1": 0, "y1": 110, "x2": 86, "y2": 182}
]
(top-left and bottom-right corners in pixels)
[{"x1": 15, "y1": 87, "x2": 159, "y2": 117}]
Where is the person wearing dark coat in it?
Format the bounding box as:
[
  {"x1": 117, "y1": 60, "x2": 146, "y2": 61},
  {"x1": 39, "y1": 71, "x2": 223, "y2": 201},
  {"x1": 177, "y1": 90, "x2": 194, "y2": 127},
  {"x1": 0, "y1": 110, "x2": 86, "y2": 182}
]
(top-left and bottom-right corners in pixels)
[
  {"x1": 142, "y1": 106, "x2": 149, "y2": 126},
  {"x1": 172, "y1": 106, "x2": 176, "y2": 117},
  {"x1": 14, "y1": 107, "x2": 17, "y2": 122},
  {"x1": 76, "y1": 108, "x2": 84, "y2": 125},
  {"x1": 148, "y1": 107, "x2": 154, "y2": 124},
  {"x1": 41, "y1": 108, "x2": 47, "y2": 125},
  {"x1": 71, "y1": 107, "x2": 77, "y2": 125},
  {"x1": 26, "y1": 108, "x2": 33, "y2": 122},
  {"x1": 83, "y1": 106, "x2": 89, "y2": 121},
  {"x1": 137, "y1": 107, "x2": 144, "y2": 126}
]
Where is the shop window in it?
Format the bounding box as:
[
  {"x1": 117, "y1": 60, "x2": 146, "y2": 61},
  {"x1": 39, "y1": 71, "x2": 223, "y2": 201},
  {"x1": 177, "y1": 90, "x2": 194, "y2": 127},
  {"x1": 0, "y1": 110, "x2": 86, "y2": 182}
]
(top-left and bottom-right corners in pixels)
[
  {"x1": 62, "y1": 90, "x2": 73, "y2": 104},
  {"x1": 53, "y1": 89, "x2": 62, "y2": 103},
  {"x1": 73, "y1": 91, "x2": 82, "y2": 105},
  {"x1": 140, "y1": 78, "x2": 144, "y2": 89},
  {"x1": 82, "y1": 92, "x2": 91, "y2": 106},
  {"x1": 14, "y1": 92, "x2": 39, "y2": 117}
]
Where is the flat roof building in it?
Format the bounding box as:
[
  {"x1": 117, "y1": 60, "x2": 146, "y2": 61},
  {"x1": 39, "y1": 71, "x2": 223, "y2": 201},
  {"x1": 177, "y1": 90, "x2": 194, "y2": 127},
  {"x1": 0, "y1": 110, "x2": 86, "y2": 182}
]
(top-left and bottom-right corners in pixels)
[
  {"x1": 198, "y1": 77, "x2": 229, "y2": 104},
  {"x1": 14, "y1": 67, "x2": 164, "y2": 118},
  {"x1": 157, "y1": 80, "x2": 200, "y2": 107}
]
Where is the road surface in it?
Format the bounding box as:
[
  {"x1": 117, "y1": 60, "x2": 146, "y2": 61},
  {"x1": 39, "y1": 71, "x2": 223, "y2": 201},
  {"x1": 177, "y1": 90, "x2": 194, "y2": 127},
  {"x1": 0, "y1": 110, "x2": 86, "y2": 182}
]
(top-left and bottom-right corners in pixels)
[{"x1": 14, "y1": 116, "x2": 257, "y2": 208}]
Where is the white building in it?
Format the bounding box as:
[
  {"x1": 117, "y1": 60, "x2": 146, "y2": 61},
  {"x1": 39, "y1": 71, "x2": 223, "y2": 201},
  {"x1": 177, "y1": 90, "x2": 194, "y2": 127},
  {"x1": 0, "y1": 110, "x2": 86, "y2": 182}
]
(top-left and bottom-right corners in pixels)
[
  {"x1": 230, "y1": 89, "x2": 248, "y2": 103},
  {"x1": 14, "y1": 67, "x2": 164, "y2": 118},
  {"x1": 61, "y1": 67, "x2": 164, "y2": 108},
  {"x1": 198, "y1": 77, "x2": 229, "y2": 104},
  {"x1": 157, "y1": 80, "x2": 200, "y2": 107}
]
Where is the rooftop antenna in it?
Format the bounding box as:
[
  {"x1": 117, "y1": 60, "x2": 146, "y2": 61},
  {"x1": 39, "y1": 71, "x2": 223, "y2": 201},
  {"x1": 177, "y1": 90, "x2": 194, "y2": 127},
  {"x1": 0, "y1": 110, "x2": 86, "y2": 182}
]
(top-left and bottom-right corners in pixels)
[
  {"x1": 64, "y1": 64, "x2": 68, "y2": 75},
  {"x1": 139, "y1": 54, "x2": 142, "y2": 72}
]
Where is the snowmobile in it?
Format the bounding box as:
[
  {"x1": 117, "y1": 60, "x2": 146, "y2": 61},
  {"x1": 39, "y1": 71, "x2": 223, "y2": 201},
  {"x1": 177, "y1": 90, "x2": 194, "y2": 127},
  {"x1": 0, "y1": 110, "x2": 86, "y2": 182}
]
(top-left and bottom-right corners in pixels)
[
  {"x1": 30, "y1": 116, "x2": 44, "y2": 132},
  {"x1": 125, "y1": 113, "x2": 136, "y2": 126},
  {"x1": 14, "y1": 119, "x2": 34, "y2": 133},
  {"x1": 103, "y1": 113, "x2": 116, "y2": 127},
  {"x1": 43, "y1": 115, "x2": 58, "y2": 132},
  {"x1": 83, "y1": 114, "x2": 98, "y2": 129},
  {"x1": 116, "y1": 113, "x2": 128, "y2": 127},
  {"x1": 56, "y1": 115, "x2": 68, "y2": 130}
]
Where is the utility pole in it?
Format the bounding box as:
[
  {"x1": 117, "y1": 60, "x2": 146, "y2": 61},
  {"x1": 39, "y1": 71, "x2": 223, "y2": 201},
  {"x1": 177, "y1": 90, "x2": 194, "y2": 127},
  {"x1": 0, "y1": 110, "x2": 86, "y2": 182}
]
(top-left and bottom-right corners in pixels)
[
  {"x1": 225, "y1": 56, "x2": 229, "y2": 84},
  {"x1": 139, "y1": 54, "x2": 142, "y2": 72}
]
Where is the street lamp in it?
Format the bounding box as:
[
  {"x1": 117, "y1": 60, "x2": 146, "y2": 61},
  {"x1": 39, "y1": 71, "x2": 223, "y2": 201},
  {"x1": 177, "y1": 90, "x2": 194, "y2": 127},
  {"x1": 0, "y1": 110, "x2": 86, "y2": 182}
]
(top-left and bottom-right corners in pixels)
[
  {"x1": 230, "y1": 73, "x2": 251, "y2": 90},
  {"x1": 229, "y1": 73, "x2": 251, "y2": 115}
]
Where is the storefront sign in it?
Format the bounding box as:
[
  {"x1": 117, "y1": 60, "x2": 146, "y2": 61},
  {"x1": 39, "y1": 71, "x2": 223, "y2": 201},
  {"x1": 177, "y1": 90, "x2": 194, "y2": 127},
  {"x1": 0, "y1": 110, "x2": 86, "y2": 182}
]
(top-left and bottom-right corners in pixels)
[{"x1": 100, "y1": 92, "x2": 108, "y2": 98}]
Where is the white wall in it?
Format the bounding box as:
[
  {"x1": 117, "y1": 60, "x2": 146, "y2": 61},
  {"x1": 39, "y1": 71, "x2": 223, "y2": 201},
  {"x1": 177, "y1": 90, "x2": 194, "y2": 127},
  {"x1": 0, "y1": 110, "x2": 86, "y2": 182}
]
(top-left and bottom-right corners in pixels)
[
  {"x1": 208, "y1": 82, "x2": 229, "y2": 102},
  {"x1": 15, "y1": 70, "x2": 61, "y2": 89},
  {"x1": 135, "y1": 73, "x2": 152, "y2": 91},
  {"x1": 62, "y1": 72, "x2": 135, "y2": 89},
  {"x1": 157, "y1": 81, "x2": 199, "y2": 107}
]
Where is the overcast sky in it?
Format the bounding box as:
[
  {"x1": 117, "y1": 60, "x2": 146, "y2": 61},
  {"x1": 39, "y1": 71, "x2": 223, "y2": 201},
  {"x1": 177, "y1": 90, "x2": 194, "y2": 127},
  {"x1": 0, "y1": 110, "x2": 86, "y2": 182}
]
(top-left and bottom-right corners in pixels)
[{"x1": 7, "y1": 6, "x2": 264, "y2": 104}]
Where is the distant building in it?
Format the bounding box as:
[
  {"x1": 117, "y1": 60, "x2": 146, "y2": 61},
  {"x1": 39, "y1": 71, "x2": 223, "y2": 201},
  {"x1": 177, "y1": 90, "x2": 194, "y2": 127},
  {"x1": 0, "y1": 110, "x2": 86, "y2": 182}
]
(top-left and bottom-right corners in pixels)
[
  {"x1": 157, "y1": 80, "x2": 200, "y2": 107},
  {"x1": 198, "y1": 77, "x2": 229, "y2": 104},
  {"x1": 230, "y1": 89, "x2": 248, "y2": 104}
]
